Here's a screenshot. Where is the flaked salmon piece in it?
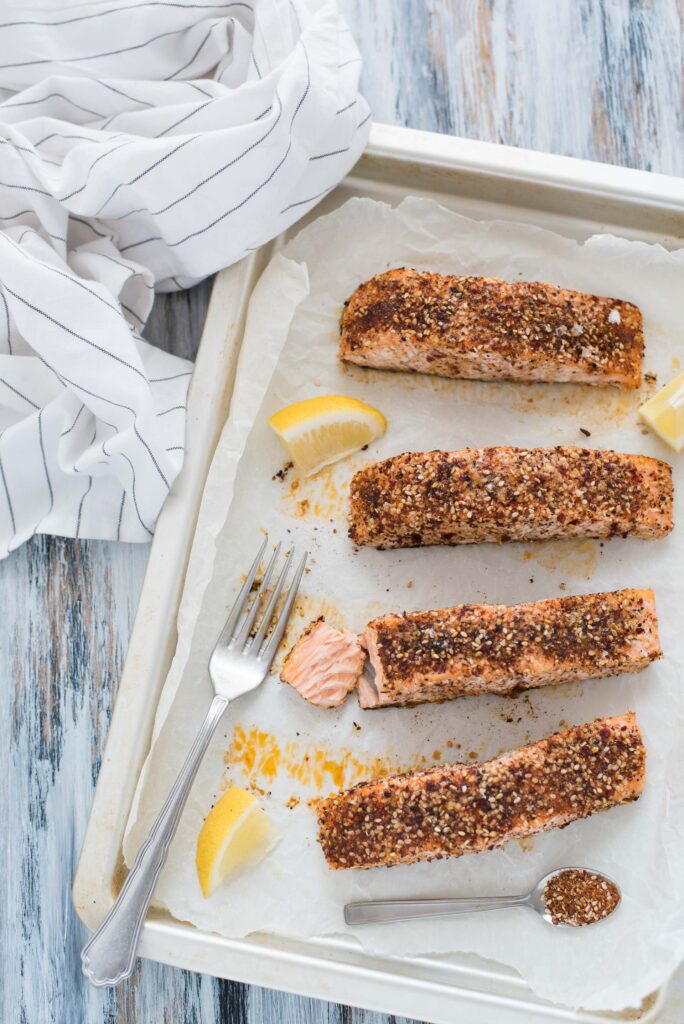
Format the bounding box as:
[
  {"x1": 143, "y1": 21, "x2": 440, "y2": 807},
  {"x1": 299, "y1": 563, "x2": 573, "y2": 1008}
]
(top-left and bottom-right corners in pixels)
[
  {"x1": 359, "y1": 589, "x2": 661, "y2": 708},
  {"x1": 316, "y1": 712, "x2": 645, "y2": 870},
  {"x1": 280, "y1": 618, "x2": 364, "y2": 708},
  {"x1": 340, "y1": 268, "x2": 643, "y2": 389},
  {"x1": 349, "y1": 446, "x2": 673, "y2": 549}
]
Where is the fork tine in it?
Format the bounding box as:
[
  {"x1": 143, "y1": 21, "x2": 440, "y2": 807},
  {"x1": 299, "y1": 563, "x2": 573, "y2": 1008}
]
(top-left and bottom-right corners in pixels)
[
  {"x1": 249, "y1": 547, "x2": 294, "y2": 652},
  {"x1": 258, "y1": 551, "x2": 308, "y2": 667},
  {"x1": 233, "y1": 542, "x2": 282, "y2": 650},
  {"x1": 215, "y1": 535, "x2": 268, "y2": 649}
]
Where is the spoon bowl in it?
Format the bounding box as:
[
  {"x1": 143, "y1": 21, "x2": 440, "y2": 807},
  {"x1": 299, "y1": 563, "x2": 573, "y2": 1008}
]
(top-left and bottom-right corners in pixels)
[{"x1": 527, "y1": 866, "x2": 621, "y2": 928}]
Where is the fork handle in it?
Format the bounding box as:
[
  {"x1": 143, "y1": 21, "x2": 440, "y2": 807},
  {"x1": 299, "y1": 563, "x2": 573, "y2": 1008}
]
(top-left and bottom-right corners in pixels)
[{"x1": 81, "y1": 694, "x2": 228, "y2": 987}]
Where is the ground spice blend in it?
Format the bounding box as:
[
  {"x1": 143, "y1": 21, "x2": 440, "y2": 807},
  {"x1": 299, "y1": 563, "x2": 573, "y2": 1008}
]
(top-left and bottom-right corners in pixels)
[{"x1": 542, "y1": 869, "x2": 621, "y2": 927}]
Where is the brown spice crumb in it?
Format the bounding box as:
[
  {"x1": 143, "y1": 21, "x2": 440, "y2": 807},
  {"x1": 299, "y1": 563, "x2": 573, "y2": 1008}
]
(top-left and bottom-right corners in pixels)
[
  {"x1": 579, "y1": 427, "x2": 591, "y2": 437},
  {"x1": 542, "y1": 869, "x2": 620, "y2": 926},
  {"x1": 273, "y1": 460, "x2": 294, "y2": 482},
  {"x1": 285, "y1": 796, "x2": 300, "y2": 810}
]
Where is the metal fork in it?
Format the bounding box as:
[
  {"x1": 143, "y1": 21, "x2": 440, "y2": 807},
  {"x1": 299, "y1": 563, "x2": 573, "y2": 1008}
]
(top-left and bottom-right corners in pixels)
[{"x1": 81, "y1": 537, "x2": 307, "y2": 987}]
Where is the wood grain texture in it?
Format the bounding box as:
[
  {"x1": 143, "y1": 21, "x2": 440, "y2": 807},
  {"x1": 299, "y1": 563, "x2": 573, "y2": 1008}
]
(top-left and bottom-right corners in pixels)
[{"x1": 1, "y1": 3, "x2": 682, "y2": 1023}]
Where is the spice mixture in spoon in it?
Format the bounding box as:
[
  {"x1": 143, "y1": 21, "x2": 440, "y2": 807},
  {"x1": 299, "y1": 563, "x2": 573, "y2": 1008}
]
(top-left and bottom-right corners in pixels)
[{"x1": 542, "y1": 869, "x2": 621, "y2": 927}]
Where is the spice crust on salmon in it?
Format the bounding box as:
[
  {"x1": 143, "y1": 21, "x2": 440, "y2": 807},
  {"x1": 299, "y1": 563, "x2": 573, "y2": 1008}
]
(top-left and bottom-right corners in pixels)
[
  {"x1": 340, "y1": 268, "x2": 643, "y2": 389},
  {"x1": 359, "y1": 588, "x2": 661, "y2": 708},
  {"x1": 349, "y1": 446, "x2": 673, "y2": 549},
  {"x1": 316, "y1": 712, "x2": 645, "y2": 870}
]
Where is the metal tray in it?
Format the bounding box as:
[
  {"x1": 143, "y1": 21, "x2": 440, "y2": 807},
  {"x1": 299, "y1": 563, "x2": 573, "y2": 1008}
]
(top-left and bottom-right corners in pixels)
[{"x1": 74, "y1": 123, "x2": 684, "y2": 1023}]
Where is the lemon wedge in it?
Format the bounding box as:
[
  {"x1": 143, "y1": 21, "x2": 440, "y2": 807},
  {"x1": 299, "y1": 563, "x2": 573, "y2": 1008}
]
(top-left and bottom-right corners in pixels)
[
  {"x1": 196, "y1": 787, "x2": 280, "y2": 898},
  {"x1": 639, "y1": 371, "x2": 684, "y2": 452},
  {"x1": 268, "y1": 395, "x2": 387, "y2": 476}
]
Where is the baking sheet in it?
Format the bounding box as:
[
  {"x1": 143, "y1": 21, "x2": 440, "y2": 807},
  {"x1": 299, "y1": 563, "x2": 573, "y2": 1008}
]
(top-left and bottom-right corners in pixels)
[{"x1": 124, "y1": 196, "x2": 684, "y2": 1011}]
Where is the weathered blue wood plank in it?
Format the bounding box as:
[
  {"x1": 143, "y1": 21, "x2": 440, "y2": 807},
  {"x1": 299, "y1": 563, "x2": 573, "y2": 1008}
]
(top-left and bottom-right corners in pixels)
[{"x1": 2, "y1": 3, "x2": 682, "y2": 1022}]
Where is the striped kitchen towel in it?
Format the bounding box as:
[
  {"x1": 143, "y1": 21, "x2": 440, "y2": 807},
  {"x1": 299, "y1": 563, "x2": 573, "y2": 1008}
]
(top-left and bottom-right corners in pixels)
[{"x1": 0, "y1": 0, "x2": 370, "y2": 555}]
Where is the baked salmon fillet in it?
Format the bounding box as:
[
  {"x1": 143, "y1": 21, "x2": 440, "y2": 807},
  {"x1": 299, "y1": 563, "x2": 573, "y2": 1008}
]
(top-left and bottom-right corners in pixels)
[
  {"x1": 359, "y1": 589, "x2": 660, "y2": 708},
  {"x1": 349, "y1": 446, "x2": 673, "y2": 549},
  {"x1": 339, "y1": 268, "x2": 643, "y2": 389},
  {"x1": 316, "y1": 712, "x2": 645, "y2": 869}
]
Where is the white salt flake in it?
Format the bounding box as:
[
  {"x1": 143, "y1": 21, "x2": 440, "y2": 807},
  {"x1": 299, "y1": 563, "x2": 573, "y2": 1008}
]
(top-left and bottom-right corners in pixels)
[{"x1": 608, "y1": 308, "x2": 621, "y2": 324}]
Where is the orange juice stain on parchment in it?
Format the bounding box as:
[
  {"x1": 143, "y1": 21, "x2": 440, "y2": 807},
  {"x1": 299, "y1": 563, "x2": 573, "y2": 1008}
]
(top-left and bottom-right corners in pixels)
[
  {"x1": 291, "y1": 593, "x2": 386, "y2": 633},
  {"x1": 345, "y1": 364, "x2": 657, "y2": 430},
  {"x1": 521, "y1": 539, "x2": 598, "y2": 580},
  {"x1": 226, "y1": 724, "x2": 427, "y2": 794},
  {"x1": 444, "y1": 377, "x2": 653, "y2": 428},
  {"x1": 293, "y1": 594, "x2": 347, "y2": 629},
  {"x1": 282, "y1": 463, "x2": 350, "y2": 523}
]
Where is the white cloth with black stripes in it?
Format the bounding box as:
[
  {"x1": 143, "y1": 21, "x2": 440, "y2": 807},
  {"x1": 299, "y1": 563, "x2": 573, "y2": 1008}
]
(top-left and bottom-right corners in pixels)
[{"x1": 0, "y1": 0, "x2": 370, "y2": 554}]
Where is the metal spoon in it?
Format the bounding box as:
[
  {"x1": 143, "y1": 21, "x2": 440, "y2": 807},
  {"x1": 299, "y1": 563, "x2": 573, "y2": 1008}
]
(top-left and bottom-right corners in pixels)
[{"x1": 344, "y1": 867, "x2": 621, "y2": 928}]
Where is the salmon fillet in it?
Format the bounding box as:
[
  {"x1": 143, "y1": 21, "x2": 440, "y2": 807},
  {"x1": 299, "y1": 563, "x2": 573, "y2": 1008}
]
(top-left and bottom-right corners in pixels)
[
  {"x1": 316, "y1": 712, "x2": 645, "y2": 869},
  {"x1": 349, "y1": 446, "x2": 673, "y2": 549},
  {"x1": 281, "y1": 618, "x2": 364, "y2": 708},
  {"x1": 359, "y1": 589, "x2": 661, "y2": 708},
  {"x1": 340, "y1": 268, "x2": 643, "y2": 389}
]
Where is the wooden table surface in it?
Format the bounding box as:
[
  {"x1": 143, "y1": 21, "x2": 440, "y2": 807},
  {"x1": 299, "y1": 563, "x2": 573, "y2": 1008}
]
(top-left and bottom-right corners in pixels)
[{"x1": 3, "y1": 3, "x2": 683, "y2": 1022}]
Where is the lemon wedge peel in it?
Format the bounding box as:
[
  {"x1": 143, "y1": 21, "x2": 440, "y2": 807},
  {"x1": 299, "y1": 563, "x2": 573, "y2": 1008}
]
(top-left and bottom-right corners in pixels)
[
  {"x1": 268, "y1": 395, "x2": 387, "y2": 477},
  {"x1": 196, "y1": 787, "x2": 281, "y2": 898},
  {"x1": 639, "y1": 371, "x2": 684, "y2": 453}
]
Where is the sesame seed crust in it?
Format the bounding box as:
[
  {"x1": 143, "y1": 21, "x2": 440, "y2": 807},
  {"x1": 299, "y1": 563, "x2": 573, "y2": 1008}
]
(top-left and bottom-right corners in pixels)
[
  {"x1": 360, "y1": 589, "x2": 661, "y2": 708},
  {"x1": 348, "y1": 446, "x2": 673, "y2": 549},
  {"x1": 339, "y1": 268, "x2": 643, "y2": 389},
  {"x1": 316, "y1": 712, "x2": 645, "y2": 870}
]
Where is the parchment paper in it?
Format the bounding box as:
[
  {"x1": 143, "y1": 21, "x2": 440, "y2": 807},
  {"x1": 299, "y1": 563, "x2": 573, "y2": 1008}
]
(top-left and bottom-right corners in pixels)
[{"x1": 124, "y1": 197, "x2": 684, "y2": 1011}]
